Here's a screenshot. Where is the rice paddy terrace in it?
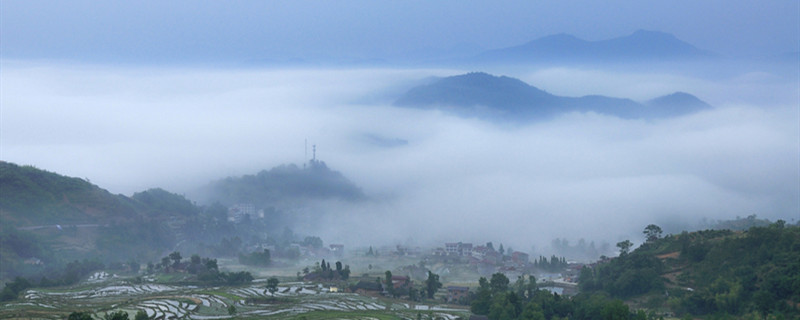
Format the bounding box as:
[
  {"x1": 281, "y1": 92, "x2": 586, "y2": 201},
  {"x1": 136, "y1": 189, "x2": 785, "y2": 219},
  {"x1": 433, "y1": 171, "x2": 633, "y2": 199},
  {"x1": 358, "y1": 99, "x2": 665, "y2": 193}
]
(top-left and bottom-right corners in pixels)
[{"x1": 1, "y1": 273, "x2": 470, "y2": 320}]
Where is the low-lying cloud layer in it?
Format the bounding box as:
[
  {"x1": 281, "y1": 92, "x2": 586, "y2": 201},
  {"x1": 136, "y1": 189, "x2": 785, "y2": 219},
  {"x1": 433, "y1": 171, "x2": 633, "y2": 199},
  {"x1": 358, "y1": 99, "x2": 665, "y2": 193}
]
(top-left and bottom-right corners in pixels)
[{"x1": 2, "y1": 62, "x2": 797, "y2": 251}]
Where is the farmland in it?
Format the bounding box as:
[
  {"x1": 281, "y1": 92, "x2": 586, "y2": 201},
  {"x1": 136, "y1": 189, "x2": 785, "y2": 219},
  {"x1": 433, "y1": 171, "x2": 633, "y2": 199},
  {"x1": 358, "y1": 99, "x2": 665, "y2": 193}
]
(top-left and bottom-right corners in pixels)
[{"x1": 1, "y1": 272, "x2": 469, "y2": 320}]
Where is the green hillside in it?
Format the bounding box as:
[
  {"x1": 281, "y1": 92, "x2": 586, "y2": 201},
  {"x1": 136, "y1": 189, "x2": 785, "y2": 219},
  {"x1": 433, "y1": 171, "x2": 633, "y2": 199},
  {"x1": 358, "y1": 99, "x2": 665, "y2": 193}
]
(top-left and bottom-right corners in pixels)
[
  {"x1": 0, "y1": 162, "x2": 205, "y2": 282},
  {"x1": 0, "y1": 161, "x2": 140, "y2": 226},
  {"x1": 200, "y1": 159, "x2": 365, "y2": 208},
  {"x1": 579, "y1": 222, "x2": 800, "y2": 318}
]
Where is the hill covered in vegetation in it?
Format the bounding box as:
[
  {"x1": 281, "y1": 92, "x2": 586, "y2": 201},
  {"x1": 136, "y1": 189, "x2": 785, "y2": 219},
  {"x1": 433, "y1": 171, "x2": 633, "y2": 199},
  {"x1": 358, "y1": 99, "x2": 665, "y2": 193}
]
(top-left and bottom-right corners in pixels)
[
  {"x1": 0, "y1": 161, "x2": 141, "y2": 226},
  {"x1": 394, "y1": 72, "x2": 711, "y2": 121},
  {"x1": 0, "y1": 161, "x2": 211, "y2": 283},
  {"x1": 579, "y1": 222, "x2": 800, "y2": 318},
  {"x1": 198, "y1": 159, "x2": 365, "y2": 208}
]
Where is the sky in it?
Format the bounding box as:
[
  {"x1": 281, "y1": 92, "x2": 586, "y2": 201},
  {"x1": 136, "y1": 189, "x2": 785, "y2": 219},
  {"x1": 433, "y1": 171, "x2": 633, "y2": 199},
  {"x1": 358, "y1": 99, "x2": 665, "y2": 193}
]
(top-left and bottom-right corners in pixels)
[
  {"x1": 1, "y1": 1, "x2": 798, "y2": 249},
  {"x1": 1, "y1": 0, "x2": 798, "y2": 64}
]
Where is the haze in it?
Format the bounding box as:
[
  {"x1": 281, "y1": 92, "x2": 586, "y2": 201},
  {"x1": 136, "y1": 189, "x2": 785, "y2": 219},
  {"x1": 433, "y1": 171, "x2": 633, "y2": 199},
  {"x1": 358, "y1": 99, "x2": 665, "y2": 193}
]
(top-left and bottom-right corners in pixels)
[{"x1": 1, "y1": 1, "x2": 798, "y2": 250}]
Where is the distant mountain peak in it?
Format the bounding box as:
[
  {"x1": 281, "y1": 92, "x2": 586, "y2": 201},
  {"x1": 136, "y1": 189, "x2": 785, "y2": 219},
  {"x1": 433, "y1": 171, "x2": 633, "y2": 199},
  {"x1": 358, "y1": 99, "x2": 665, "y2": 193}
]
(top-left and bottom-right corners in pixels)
[{"x1": 473, "y1": 30, "x2": 712, "y2": 64}]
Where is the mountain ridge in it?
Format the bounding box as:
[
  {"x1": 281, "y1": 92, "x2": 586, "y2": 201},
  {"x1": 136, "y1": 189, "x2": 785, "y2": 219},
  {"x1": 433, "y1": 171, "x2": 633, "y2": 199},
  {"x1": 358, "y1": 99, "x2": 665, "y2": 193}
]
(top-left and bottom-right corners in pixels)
[
  {"x1": 394, "y1": 72, "x2": 712, "y2": 121},
  {"x1": 472, "y1": 30, "x2": 715, "y2": 65}
]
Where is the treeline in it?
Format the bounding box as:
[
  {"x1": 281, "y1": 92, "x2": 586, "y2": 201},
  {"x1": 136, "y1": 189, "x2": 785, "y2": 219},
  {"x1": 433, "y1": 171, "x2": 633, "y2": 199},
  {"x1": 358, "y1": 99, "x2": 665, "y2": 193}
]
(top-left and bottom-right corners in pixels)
[
  {"x1": 533, "y1": 255, "x2": 568, "y2": 272},
  {"x1": 302, "y1": 259, "x2": 351, "y2": 281},
  {"x1": 470, "y1": 273, "x2": 648, "y2": 320},
  {"x1": 239, "y1": 249, "x2": 271, "y2": 266},
  {"x1": 152, "y1": 251, "x2": 253, "y2": 286},
  {"x1": 549, "y1": 238, "x2": 612, "y2": 261}
]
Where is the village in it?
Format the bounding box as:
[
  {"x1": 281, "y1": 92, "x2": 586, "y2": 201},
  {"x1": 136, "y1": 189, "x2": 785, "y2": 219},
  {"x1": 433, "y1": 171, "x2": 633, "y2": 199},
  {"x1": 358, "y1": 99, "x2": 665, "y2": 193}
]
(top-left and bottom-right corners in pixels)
[{"x1": 223, "y1": 202, "x2": 586, "y2": 304}]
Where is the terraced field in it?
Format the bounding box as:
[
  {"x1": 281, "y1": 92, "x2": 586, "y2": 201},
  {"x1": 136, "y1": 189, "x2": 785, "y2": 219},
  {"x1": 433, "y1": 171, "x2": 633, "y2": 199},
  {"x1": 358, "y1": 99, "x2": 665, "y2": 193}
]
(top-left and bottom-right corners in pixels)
[{"x1": 1, "y1": 275, "x2": 469, "y2": 320}]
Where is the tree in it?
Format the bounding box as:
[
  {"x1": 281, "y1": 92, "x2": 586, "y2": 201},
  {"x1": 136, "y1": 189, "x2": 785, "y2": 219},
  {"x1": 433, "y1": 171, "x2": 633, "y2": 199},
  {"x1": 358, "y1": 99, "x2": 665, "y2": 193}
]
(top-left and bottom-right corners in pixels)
[
  {"x1": 600, "y1": 299, "x2": 629, "y2": 320},
  {"x1": 385, "y1": 271, "x2": 394, "y2": 295},
  {"x1": 134, "y1": 310, "x2": 148, "y2": 320},
  {"x1": 643, "y1": 224, "x2": 663, "y2": 242},
  {"x1": 266, "y1": 277, "x2": 279, "y2": 295},
  {"x1": 425, "y1": 271, "x2": 442, "y2": 299},
  {"x1": 205, "y1": 258, "x2": 218, "y2": 272},
  {"x1": 335, "y1": 261, "x2": 343, "y2": 272},
  {"x1": 499, "y1": 244, "x2": 505, "y2": 255},
  {"x1": 616, "y1": 240, "x2": 633, "y2": 256},
  {"x1": 68, "y1": 312, "x2": 94, "y2": 320},
  {"x1": 0, "y1": 277, "x2": 31, "y2": 301},
  {"x1": 128, "y1": 260, "x2": 140, "y2": 273},
  {"x1": 303, "y1": 236, "x2": 323, "y2": 248},
  {"x1": 103, "y1": 311, "x2": 129, "y2": 320},
  {"x1": 188, "y1": 254, "x2": 202, "y2": 274},
  {"x1": 471, "y1": 277, "x2": 492, "y2": 315},
  {"x1": 341, "y1": 265, "x2": 351, "y2": 280},
  {"x1": 409, "y1": 287, "x2": 419, "y2": 301},
  {"x1": 169, "y1": 251, "x2": 182, "y2": 267},
  {"x1": 490, "y1": 273, "x2": 510, "y2": 294}
]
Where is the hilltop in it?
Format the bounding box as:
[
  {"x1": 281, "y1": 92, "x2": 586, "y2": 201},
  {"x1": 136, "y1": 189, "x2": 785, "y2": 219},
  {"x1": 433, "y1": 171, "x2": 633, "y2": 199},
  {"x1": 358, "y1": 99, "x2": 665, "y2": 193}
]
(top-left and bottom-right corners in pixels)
[
  {"x1": 472, "y1": 30, "x2": 714, "y2": 65},
  {"x1": 198, "y1": 159, "x2": 365, "y2": 209},
  {"x1": 0, "y1": 161, "x2": 140, "y2": 226},
  {"x1": 0, "y1": 161, "x2": 202, "y2": 227},
  {"x1": 394, "y1": 72, "x2": 711, "y2": 121}
]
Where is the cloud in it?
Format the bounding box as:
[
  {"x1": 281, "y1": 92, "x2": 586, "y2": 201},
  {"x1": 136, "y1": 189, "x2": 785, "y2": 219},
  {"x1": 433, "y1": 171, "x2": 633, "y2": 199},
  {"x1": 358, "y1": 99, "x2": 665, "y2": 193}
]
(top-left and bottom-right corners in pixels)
[{"x1": 1, "y1": 62, "x2": 797, "y2": 251}]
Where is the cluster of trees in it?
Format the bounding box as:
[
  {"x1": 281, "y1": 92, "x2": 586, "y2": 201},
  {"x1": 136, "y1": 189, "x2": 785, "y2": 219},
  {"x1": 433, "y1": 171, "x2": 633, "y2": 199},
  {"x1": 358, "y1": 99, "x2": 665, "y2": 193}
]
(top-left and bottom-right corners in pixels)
[
  {"x1": 365, "y1": 246, "x2": 378, "y2": 256},
  {"x1": 239, "y1": 249, "x2": 271, "y2": 266},
  {"x1": 303, "y1": 259, "x2": 351, "y2": 281},
  {"x1": 0, "y1": 226, "x2": 54, "y2": 282},
  {"x1": 549, "y1": 238, "x2": 611, "y2": 261},
  {"x1": 381, "y1": 270, "x2": 442, "y2": 301},
  {"x1": 471, "y1": 273, "x2": 645, "y2": 320},
  {"x1": 578, "y1": 225, "x2": 667, "y2": 299},
  {"x1": 68, "y1": 310, "x2": 149, "y2": 320},
  {"x1": 667, "y1": 222, "x2": 799, "y2": 318},
  {"x1": 95, "y1": 220, "x2": 176, "y2": 263},
  {"x1": 151, "y1": 251, "x2": 253, "y2": 285},
  {"x1": 578, "y1": 250, "x2": 665, "y2": 298},
  {"x1": 532, "y1": 255, "x2": 568, "y2": 272},
  {"x1": 1, "y1": 259, "x2": 104, "y2": 301}
]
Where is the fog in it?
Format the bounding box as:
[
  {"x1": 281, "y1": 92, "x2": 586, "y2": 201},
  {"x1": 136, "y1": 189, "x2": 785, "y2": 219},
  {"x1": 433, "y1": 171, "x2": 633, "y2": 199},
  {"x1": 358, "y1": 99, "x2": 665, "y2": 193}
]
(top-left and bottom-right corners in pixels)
[{"x1": 2, "y1": 61, "x2": 797, "y2": 251}]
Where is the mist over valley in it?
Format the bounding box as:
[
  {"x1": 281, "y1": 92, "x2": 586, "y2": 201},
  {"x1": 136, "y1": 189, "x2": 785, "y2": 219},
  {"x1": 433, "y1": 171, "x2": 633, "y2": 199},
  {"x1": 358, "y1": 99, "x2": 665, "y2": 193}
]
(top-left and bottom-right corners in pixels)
[{"x1": 1, "y1": 2, "x2": 798, "y2": 318}]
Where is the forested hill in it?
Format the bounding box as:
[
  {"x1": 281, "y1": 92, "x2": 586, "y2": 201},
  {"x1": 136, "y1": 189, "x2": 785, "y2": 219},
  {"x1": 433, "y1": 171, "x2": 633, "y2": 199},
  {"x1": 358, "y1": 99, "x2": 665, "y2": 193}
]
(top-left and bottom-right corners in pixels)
[
  {"x1": 579, "y1": 222, "x2": 800, "y2": 318},
  {"x1": 394, "y1": 72, "x2": 711, "y2": 121},
  {"x1": 199, "y1": 159, "x2": 365, "y2": 208},
  {"x1": 0, "y1": 161, "x2": 198, "y2": 226},
  {"x1": 0, "y1": 161, "x2": 139, "y2": 226}
]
